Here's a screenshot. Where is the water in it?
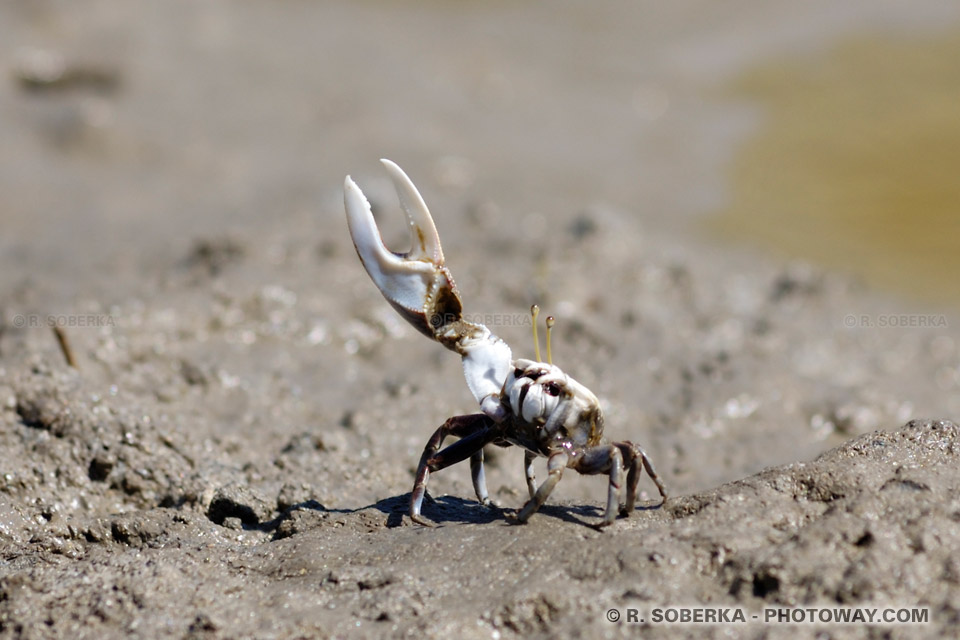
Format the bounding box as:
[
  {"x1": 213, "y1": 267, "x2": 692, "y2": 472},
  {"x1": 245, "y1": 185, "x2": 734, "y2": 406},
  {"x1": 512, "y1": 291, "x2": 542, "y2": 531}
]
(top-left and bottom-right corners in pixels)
[{"x1": 710, "y1": 27, "x2": 960, "y2": 309}]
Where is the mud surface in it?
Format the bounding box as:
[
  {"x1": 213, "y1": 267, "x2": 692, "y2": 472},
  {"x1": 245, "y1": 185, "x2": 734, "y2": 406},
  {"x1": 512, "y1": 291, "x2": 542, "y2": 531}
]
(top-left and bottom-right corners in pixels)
[{"x1": 2, "y1": 1, "x2": 959, "y2": 639}]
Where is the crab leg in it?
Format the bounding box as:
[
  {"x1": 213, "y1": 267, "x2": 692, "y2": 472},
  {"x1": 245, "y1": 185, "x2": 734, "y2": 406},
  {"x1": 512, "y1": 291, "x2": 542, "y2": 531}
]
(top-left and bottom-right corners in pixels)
[
  {"x1": 410, "y1": 413, "x2": 500, "y2": 526},
  {"x1": 511, "y1": 450, "x2": 569, "y2": 523},
  {"x1": 573, "y1": 444, "x2": 625, "y2": 527},
  {"x1": 615, "y1": 441, "x2": 668, "y2": 514},
  {"x1": 344, "y1": 160, "x2": 512, "y2": 421},
  {"x1": 523, "y1": 450, "x2": 538, "y2": 498}
]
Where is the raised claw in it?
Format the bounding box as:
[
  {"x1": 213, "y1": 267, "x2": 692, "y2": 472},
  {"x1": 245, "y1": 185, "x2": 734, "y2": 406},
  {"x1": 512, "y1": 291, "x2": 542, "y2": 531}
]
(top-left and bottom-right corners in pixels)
[
  {"x1": 344, "y1": 159, "x2": 461, "y2": 339},
  {"x1": 344, "y1": 160, "x2": 513, "y2": 420}
]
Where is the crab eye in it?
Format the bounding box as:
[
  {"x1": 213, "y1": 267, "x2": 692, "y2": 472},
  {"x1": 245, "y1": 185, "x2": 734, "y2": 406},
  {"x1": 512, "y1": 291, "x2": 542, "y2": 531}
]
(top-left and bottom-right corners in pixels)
[{"x1": 544, "y1": 382, "x2": 561, "y2": 397}]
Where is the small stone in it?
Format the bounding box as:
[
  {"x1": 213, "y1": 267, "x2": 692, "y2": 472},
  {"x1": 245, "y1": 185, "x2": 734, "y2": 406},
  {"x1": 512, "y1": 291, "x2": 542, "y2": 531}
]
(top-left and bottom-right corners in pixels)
[{"x1": 222, "y1": 517, "x2": 243, "y2": 531}]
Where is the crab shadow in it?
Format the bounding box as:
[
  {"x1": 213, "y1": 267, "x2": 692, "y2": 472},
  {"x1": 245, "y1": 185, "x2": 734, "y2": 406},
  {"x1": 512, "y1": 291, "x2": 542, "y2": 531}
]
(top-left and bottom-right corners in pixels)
[
  {"x1": 371, "y1": 494, "x2": 510, "y2": 528},
  {"x1": 369, "y1": 493, "x2": 664, "y2": 529},
  {"x1": 238, "y1": 494, "x2": 663, "y2": 537}
]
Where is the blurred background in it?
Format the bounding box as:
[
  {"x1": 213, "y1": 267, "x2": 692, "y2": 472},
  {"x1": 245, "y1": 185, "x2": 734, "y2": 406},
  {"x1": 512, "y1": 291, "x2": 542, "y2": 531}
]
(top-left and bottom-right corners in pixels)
[{"x1": 1, "y1": 0, "x2": 958, "y2": 307}]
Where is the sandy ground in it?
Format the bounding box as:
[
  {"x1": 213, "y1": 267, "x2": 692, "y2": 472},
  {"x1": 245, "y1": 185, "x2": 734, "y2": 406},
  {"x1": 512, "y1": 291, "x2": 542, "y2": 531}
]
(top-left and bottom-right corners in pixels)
[{"x1": 2, "y1": 1, "x2": 959, "y2": 638}]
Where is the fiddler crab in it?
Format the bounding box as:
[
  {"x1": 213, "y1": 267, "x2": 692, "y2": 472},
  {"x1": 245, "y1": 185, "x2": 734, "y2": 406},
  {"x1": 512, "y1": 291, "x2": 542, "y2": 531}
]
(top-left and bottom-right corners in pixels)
[{"x1": 343, "y1": 159, "x2": 667, "y2": 528}]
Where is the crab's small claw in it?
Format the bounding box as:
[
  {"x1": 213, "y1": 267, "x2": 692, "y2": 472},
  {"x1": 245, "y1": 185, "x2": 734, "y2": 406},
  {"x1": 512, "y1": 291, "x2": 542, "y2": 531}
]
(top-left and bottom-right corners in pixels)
[{"x1": 344, "y1": 159, "x2": 462, "y2": 339}]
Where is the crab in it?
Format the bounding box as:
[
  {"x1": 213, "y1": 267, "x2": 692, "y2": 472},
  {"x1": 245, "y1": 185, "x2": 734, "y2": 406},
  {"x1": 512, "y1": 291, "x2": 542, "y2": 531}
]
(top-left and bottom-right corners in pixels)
[{"x1": 343, "y1": 159, "x2": 667, "y2": 527}]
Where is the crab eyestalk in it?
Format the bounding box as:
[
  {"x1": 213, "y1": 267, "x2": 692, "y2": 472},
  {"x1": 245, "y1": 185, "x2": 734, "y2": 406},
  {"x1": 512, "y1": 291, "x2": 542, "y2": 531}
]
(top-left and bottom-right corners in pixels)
[
  {"x1": 545, "y1": 315, "x2": 555, "y2": 365},
  {"x1": 531, "y1": 304, "x2": 541, "y2": 362}
]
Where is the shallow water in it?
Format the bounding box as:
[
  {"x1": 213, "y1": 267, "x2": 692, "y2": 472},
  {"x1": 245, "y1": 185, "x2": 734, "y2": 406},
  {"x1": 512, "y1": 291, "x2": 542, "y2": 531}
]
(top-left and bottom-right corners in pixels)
[{"x1": 710, "y1": 27, "x2": 960, "y2": 309}]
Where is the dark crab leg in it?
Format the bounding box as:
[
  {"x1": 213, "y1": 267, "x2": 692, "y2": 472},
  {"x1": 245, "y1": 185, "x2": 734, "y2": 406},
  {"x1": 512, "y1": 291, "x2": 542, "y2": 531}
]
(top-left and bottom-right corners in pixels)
[
  {"x1": 615, "y1": 441, "x2": 668, "y2": 514},
  {"x1": 572, "y1": 444, "x2": 625, "y2": 527},
  {"x1": 511, "y1": 450, "x2": 569, "y2": 523},
  {"x1": 410, "y1": 413, "x2": 500, "y2": 526},
  {"x1": 523, "y1": 450, "x2": 538, "y2": 498}
]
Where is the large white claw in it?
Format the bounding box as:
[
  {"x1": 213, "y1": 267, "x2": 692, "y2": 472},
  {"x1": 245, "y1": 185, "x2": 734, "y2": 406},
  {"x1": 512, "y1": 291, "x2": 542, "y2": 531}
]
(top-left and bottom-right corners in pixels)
[
  {"x1": 344, "y1": 159, "x2": 512, "y2": 421},
  {"x1": 344, "y1": 159, "x2": 458, "y2": 338}
]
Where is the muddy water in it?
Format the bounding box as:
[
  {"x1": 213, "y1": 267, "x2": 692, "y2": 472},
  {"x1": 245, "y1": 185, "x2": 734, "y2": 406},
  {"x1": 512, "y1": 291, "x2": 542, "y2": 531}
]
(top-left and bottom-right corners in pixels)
[{"x1": 709, "y1": 27, "x2": 960, "y2": 309}]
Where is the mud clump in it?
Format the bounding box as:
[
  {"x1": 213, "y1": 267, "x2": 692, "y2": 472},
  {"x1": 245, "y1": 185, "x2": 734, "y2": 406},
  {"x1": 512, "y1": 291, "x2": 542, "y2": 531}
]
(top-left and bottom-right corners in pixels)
[{"x1": 206, "y1": 485, "x2": 273, "y2": 526}]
